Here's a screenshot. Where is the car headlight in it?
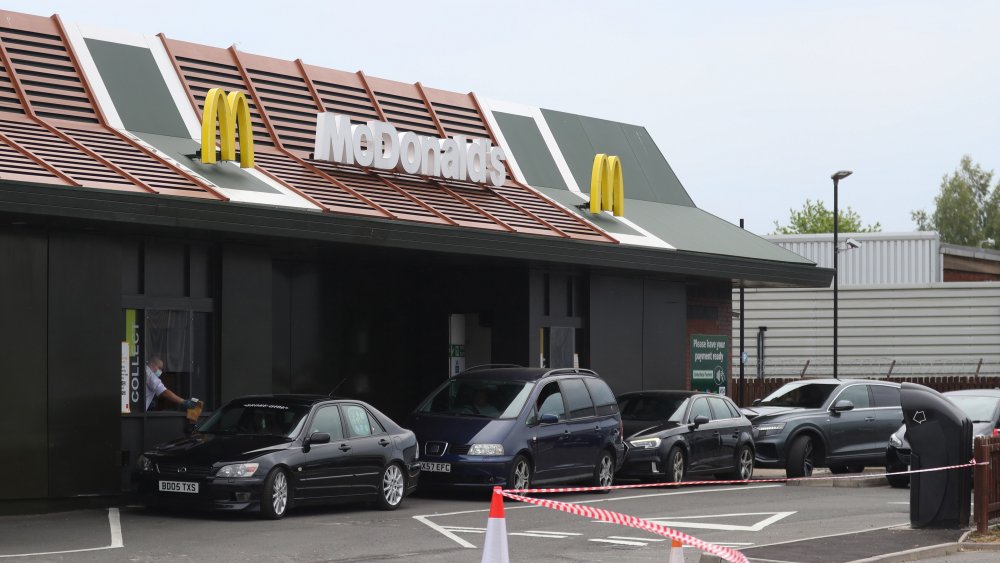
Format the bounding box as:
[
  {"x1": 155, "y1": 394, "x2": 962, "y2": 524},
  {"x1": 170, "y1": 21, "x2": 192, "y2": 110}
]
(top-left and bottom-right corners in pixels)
[
  {"x1": 216, "y1": 463, "x2": 260, "y2": 478},
  {"x1": 754, "y1": 423, "x2": 786, "y2": 437},
  {"x1": 628, "y1": 437, "x2": 661, "y2": 449},
  {"x1": 137, "y1": 454, "x2": 154, "y2": 472},
  {"x1": 888, "y1": 434, "x2": 903, "y2": 449},
  {"x1": 467, "y1": 444, "x2": 505, "y2": 456}
]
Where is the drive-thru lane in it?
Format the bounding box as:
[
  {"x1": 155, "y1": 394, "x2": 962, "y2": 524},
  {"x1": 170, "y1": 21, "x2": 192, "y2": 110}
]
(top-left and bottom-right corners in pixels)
[{"x1": 0, "y1": 480, "x2": 918, "y2": 562}]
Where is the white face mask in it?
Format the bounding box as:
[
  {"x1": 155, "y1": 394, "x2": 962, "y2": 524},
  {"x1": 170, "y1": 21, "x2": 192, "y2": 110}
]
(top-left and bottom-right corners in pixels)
[{"x1": 154, "y1": 369, "x2": 162, "y2": 378}]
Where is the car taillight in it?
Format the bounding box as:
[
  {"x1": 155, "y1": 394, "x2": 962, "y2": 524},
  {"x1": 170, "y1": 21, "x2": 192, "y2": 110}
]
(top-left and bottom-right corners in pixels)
[
  {"x1": 618, "y1": 419, "x2": 624, "y2": 442},
  {"x1": 993, "y1": 428, "x2": 999, "y2": 438}
]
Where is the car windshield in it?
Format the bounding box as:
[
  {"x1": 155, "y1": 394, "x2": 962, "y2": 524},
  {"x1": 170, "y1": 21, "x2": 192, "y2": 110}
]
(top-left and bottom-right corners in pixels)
[
  {"x1": 415, "y1": 378, "x2": 535, "y2": 419},
  {"x1": 757, "y1": 382, "x2": 840, "y2": 408},
  {"x1": 619, "y1": 395, "x2": 688, "y2": 422},
  {"x1": 949, "y1": 396, "x2": 1000, "y2": 423},
  {"x1": 197, "y1": 401, "x2": 310, "y2": 438}
]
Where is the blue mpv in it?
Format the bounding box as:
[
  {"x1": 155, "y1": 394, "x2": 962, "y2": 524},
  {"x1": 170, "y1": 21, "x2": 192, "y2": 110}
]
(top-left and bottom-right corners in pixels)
[{"x1": 406, "y1": 366, "x2": 625, "y2": 490}]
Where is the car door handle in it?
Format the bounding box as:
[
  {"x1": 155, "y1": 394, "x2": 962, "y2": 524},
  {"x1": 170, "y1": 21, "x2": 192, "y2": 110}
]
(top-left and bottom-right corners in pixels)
[
  {"x1": 731, "y1": 432, "x2": 740, "y2": 439},
  {"x1": 378, "y1": 438, "x2": 391, "y2": 447},
  {"x1": 338, "y1": 444, "x2": 352, "y2": 452},
  {"x1": 564, "y1": 430, "x2": 571, "y2": 435},
  {"x1": 712, "y1": 431, "x2": 720, "y2": 436},
  {"x1": 865, "y1": 417, "x2": 875, "y2": 422}
]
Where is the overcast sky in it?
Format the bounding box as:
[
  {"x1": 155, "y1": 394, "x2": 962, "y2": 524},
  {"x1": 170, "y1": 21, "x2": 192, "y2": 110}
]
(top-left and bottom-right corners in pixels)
[{"x1": 14, "y1": 1, "x2": 1000, "y2": 234}]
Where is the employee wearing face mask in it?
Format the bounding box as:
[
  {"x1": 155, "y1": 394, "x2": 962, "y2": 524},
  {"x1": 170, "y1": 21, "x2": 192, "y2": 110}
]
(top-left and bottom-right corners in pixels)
[{"x1": 145, "y1": 356, "x2": 197, "y2": 411}]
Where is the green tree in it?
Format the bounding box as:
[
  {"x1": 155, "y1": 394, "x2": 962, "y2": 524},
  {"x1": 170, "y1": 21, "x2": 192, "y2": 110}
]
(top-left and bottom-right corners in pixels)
[
  {"x1": 773, "y1": 199, "x2": 881, "y2": 234},
  {"x1": 912, "y1": 155, "x2": 1000, "y2": 249}
]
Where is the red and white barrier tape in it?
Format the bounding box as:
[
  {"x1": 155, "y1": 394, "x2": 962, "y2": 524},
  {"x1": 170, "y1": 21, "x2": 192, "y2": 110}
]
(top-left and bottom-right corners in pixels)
[
  {"x1": 505, "y1": 459, "x2": 982, "y2": 495},
  {"x1": 499, "y1": 489, "x2": 748, "y2": 563}
]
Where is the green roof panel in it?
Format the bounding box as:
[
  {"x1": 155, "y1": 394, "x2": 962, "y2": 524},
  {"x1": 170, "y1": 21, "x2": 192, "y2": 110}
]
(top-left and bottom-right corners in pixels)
[
  {"x1": 493, "y1": 112, "x2": 566, "y2": 190},
  {"x1": 541, "y1": 109, "x2": 695, "y2": 207},
  {"x1": 85, "y1": 39, "x2": 189, "y2": 138},
  {"x1": 623, "y1": 199, "x2": 812, "y2": 263}
]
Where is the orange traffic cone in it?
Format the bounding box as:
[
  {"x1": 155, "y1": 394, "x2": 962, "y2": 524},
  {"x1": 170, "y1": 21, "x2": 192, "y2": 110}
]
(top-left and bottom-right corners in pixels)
[
  {"x1": 481, "y1": 487, "x2": 510, "y2": 563},
  {"x1": 668, "y1": 538, "x2": 684, "y2": 563}
]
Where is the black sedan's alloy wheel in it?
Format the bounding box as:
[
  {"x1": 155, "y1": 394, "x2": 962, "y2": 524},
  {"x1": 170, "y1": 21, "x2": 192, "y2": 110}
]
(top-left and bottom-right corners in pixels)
[
  {"x1": 665, "y1": 447, "x2": 685, "y2": 484},
  {"x1": 731, "y1": 445, "x2": 754, "y2": 481},
  {"x1": 260, "y1": 468, "x2": 290, "y2": 520},
  {"x1": 376, "y1": 463, "x2": 405, "y2": 510}
]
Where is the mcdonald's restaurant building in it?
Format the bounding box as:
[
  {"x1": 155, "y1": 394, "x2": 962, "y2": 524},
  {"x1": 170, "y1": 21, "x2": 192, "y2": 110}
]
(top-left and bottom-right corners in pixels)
[{"x1": 0, "y1": 9, "x2": 832, "y2": 507}]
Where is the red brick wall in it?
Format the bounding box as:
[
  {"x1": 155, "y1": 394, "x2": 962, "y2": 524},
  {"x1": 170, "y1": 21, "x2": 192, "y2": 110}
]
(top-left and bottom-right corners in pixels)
[
  {"x1": 944, "y1": 269, "x2": 1000, "y2": 282},
  {"x1": 684, "y1": 282, "x2": 733, "y2": 391}
]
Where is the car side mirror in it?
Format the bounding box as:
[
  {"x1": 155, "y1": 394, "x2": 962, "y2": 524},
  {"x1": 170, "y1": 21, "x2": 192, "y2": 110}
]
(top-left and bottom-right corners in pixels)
[
  {"x1": 305, "y1": 431, "x2": 331, "y2": 445},
  {"x1": 538, "y1": 413, "x2": 559, "y2": 424},
  {"x1": 830, "y1": 400, "x2": 854, "y2": 413},
  {"x1": 752, "y1": 399, "x2": 762, "y2": 406},
  {"x1": 690, "y1": 415, "x2": 710, "y2": 428}
]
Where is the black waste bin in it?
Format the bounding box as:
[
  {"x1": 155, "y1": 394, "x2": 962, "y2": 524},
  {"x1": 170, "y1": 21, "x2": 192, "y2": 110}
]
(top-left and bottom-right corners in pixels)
[{"x1": 900, "y1": 382, "x2": 972, "y2": 528}]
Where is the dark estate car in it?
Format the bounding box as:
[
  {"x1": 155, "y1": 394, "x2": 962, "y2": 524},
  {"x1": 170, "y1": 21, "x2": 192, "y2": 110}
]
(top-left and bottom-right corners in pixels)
[
  {"x1": 886, "y1": 389, "x2": 1000, "y2": 488},
  {"x1": 136, "y1": 395, "x2": 420, "y2": 519},
  {"x1": 407, "y1": 366, "x2": 625, "y2": 490},
  {"x1": 742, "y1": 379, "x2": 903, "y2": 477},
  {"x1": 618, "y1": 391, "x2": 755, "y2": 483}
]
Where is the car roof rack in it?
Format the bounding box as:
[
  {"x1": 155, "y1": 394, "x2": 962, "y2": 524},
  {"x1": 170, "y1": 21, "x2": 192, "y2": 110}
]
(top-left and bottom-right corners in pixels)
[
  {"x1": 542, "y1": 368, "x2": 599, "y2": 378},
  {"x1": 462, "y1": 364, "x2": 524, "y2": 373}
]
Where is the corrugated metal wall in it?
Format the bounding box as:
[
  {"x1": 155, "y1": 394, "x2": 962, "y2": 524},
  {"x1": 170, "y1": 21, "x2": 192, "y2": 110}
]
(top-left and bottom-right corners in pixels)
[
  {"x1": 767, "y1": 232, "x2": 940, "y2": 285},
  {"x1": 731, "y1": 282, "x2": 1000, "y2": 378}
]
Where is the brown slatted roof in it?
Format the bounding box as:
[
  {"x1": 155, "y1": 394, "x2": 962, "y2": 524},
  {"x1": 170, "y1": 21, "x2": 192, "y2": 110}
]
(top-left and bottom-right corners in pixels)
[
  {"x1": 159, "y1": 35, "x2": 614, "y2": 243},
  {"x1": 0, "y1": 8, "x2": 612, "y2": 244},
  {"x1": 0, "y1": 10, "x2": 226, "y2": 200}
]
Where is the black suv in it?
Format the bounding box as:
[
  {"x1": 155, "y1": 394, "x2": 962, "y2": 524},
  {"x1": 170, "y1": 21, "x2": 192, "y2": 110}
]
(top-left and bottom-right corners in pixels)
[
  {"x1": 742, "y1": 379, "x2": 903, "y2": 477},
  {"x1": 407, "y1": 366, "x2": 625, "y2": 490}
]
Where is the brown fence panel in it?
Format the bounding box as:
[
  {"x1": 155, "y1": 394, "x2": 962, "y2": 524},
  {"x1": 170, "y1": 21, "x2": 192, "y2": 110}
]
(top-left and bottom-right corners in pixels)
[{"x1": 974, "y1": 436, "x2": 1000, "y2": 533}]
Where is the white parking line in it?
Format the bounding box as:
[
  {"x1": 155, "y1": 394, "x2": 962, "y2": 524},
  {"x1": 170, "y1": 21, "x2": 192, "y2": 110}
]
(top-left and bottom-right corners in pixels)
[
  {"x1": 608, "y1": 535, "x2": 665, "y2": 542},
  {"x1": 590, "y1": 538, "x2": 648, "y2": 546},
  {"x1": 0, "y1": 508, "x2": 124, "y2": 559},
  {"x1": 444, "y1": 526, "x2": 486, "y2": 534},
  {"x1": 413, "y1": 484, "x2": 783, "y2": 549},
  {"x1": 643, "y1": 511, "x2": 796, "y2": 532},
  {"x1": 412, "y1": 515, "x2": 476, "y2": 549},
  {"x1": 745, "y1": 522, "x2": 908, "y2": 550}
]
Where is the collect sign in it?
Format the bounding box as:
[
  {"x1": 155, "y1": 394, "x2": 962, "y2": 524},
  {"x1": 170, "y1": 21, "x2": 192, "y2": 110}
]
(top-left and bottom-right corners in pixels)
[{"x1": 691, "y1": 334, "x2": 729, "y2": 394}]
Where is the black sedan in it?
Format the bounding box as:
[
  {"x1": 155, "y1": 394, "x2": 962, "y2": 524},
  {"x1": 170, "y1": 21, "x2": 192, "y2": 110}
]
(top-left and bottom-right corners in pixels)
[
  {"x1": 886, "y1": 389, "x2": 1000, "y2": 488},
  {"x1": 135, "y1": 395, "x2": 420, "y2": 518},
  {"x1": 617, "y1": 391, "x2": 755, "y2": 483}
]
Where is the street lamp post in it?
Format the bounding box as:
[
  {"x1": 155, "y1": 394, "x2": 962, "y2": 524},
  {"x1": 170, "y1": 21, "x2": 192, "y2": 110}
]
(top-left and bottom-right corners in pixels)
[{"x1": 831, "y1": 170, "x2": 852, "y2": 380}]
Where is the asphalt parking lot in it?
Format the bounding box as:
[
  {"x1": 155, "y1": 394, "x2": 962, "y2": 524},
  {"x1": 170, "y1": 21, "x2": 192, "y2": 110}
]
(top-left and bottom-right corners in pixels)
[{"x1": 1, "y1": 472, "x2": 962, "y2": 563}]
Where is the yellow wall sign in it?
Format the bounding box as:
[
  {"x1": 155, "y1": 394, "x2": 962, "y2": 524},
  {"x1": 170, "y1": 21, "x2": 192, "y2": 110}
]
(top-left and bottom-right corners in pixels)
[
  {"x1": 589, "y1": 153, "x2": 623, "y2": 217},
  {"x1": 201, "y1": 88, "x2": 254, "y2": 168}
]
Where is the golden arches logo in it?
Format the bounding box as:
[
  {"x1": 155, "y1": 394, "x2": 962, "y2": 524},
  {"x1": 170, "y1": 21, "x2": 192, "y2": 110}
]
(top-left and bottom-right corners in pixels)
[
  {"x1": 201, "y1": 88, "x2": 254, "y2": 168},
  {"x1": 589, "y1": 154, "x2": 623, "y2": 217}
]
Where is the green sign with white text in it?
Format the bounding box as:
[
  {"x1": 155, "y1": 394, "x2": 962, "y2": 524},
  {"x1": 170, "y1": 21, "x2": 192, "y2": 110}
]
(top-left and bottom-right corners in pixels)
[{"x1": 691, "y1": 334, "x2": 729, "y2": 394}]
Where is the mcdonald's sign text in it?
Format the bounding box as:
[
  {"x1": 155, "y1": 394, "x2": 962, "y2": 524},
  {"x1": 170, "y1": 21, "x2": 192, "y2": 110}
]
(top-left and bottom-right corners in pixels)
[{"x1": 313, "y1": 113, "x2": 506, "y2": 187}]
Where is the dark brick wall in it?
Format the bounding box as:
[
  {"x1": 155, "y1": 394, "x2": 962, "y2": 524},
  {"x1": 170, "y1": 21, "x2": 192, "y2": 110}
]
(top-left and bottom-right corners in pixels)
[{"x1": 684, "y1": 282, "x2": 733, "y2": 391}]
